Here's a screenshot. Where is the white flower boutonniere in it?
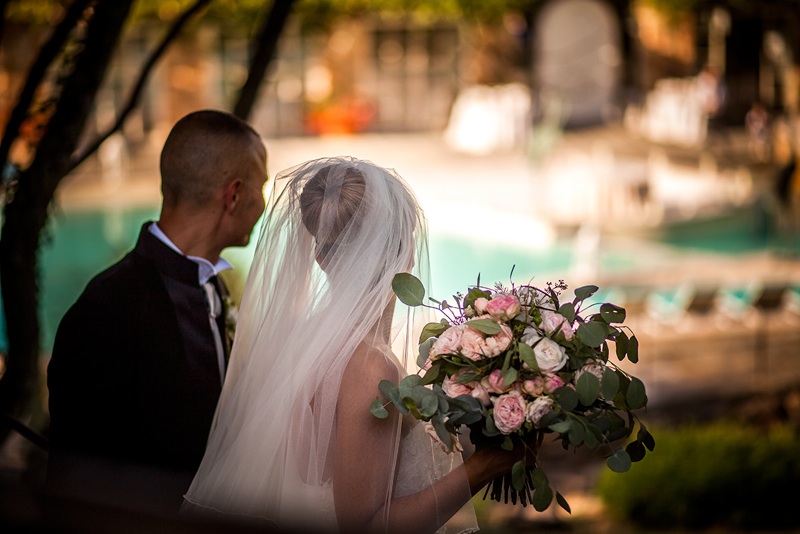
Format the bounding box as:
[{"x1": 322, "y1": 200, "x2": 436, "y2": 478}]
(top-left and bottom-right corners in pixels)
[{"x1": 222, "y1": 295, "x2": 238, "y2": 347}]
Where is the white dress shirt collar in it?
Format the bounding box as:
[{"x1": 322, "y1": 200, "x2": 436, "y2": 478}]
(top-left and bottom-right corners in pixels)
[{"x1": 149, "y1": 222, "x2": 233, "y2": 285}]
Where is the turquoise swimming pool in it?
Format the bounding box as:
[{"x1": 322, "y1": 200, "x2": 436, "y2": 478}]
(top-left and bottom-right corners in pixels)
[{"x1": 0, "y1": 200, "x2": 779, "y2": 352}]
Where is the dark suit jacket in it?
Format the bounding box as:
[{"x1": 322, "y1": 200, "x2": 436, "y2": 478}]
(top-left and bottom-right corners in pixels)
[{"x1": 47, "y1": 223, "x2": 227, "y2": 513}]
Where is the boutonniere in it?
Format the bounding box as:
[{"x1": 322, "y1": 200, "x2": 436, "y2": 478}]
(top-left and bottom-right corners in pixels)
[{"x1": 222, "y1": 295, "x2": 238, "y2": 346}]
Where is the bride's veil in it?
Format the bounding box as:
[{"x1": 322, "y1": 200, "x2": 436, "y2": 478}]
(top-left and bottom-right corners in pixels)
[{"x1": 184, "y1": 157, "x2": 473, "y2": 532}]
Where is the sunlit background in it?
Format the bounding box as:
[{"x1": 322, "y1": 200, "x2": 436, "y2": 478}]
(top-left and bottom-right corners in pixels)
[{"x1": 1, "y1": 0, "x2": 800, "y2": 531}]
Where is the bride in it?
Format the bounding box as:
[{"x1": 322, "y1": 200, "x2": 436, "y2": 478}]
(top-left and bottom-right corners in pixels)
[{"x1": 183, "y1": 157, "x2": 529, "y2": 532}]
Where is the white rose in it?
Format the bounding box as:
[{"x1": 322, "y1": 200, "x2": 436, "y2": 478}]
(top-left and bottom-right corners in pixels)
[
  {"x1": 526, "y1": 396, "x2": 555, "y2": 427},
  {"x1": 533, "y1": 337, "x2": 568, "y2": 373},
  {"x1": 521, "y1": 326, "x2": 541, "y2": 346}
]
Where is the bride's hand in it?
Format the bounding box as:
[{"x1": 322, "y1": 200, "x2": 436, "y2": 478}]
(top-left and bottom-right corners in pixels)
[{"x1": 463, "y1": 434, "x2": 541, "y2": 494}]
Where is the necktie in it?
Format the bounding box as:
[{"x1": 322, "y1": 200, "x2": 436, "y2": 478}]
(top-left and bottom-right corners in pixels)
[{"x1": 203, "y1": 279, "x2": 226, "y2": 384}]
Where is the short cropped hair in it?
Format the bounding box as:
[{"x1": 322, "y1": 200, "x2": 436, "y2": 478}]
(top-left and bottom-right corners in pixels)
[{"x1": 160, "y1": 110, "x2": 262, "y2": 206}]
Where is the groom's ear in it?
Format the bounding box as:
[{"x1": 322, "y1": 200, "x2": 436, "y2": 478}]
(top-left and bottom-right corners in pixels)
[{"x1": 223, "y1": 178, "x2": 244, "y2": 212}]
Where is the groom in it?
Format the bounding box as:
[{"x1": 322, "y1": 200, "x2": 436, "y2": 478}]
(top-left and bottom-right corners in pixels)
[{"x1": 47, "y1": 110, "x2": 267, "y2": 514}]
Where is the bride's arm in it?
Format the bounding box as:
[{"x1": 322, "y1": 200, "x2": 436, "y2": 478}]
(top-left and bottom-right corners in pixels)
[{"x1": 333, "y1": 346, "x2": 520, "y2": 533}]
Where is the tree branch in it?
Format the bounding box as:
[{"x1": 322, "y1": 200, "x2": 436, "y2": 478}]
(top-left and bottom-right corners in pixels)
[
  {"x1": 232, "y1": 0, "x2": 296, "y2": 121},
  {"x1": 68, "y1": 0, "x2": 212, "y2": 173},
  {"x1": 0, "y1": 0, "x2": 93, "y2": 170}
]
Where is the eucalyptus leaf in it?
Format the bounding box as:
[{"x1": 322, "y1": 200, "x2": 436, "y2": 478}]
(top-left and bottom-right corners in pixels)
[
  {"x1": 511, "y1": 460, "x2": 527, "y2": 491},
  {"x1": 568, "y1": 421, "x2": 585, "y2": 446},
  {"x1": 555, "y1": 386, "x2": 578, "y2": 411},
  {"x1": 639, "y1": 425, "x2": 656, "y2": 452},
  {"x1": 607, "y1": 449, "x2": 632, "y2": 472},
  {"x1": 601, "y1": 368, "x2": 620, "y2": 399},
  {"x1": 518, "y1": 342, "x2": 538, "y2": 370},
  {"x1": 577, "y1": 321, "x2": 607, "y2": 347},
  {"x1": 626, "y1": 440, "x2": 646, "y2": 462},
  {"x1": 626, "y1": 377, "x2": 647, "y2": 409},
  {"x1": 417, "y1": 337, "x2": 435, "y2": 368},
  {"x1": 577, "y1": 372, "x2": 600, "y2": 406},
  {"x1": 501, "y1": 436, "x2": 514, "y2": 451},
  {"x1": 419, "y1": 322, "x2": 449, "y2": 344},
  {"x1": 628, "y1": 335, "x2": 639, "y2": 363},
  {"x1": 549, "y1": 420, "x2": 572, "y2": 434},
  {"x1": 556, "y1": 491, "x2": 572, "y2": 514},
  {"x1": 370, "y1": 398, "x2": 388, "y2": 419},
  {"x1": 419, "y1": 390, "x2": 440, "y2": 418},
  {"x1": 532, "y1": 484, "x2": 553, "y2": 512},
  {"x1": 398, "y1": 374, "x2": 422, "y2": 399},
  {"x1": 503, "y1": 367, "x2": 518, "y2": 387},
  {"x1": 600, "y1": 303, "x2": 626, "y2": 324},
  {"x1": 531, "y1": 467, "x2": 547, "y2": 489},
  {"x1": 464, "y1": 318, "x2": 501, "y2": 335},
  {"x1": 392, "y1": 272, "x2": 425, "y2": 306},
  {"x1": 558, "y1": 302, "x2": 576, "y2": 323},
  {"x1": 420, "y1": 363, "x2": 440, "y2": 385},
  {"x1": 573, "y1": 285, "x2": 599, "y2": 301},
  {"x1": 431, "y1": 415, "x2": 451, "y2": 450},
  {"x1": 583, "y1": 424, "x2": 598, "y2": 448},
  {"x1": 615, "y1": 331, "x2": 629, "y2": 361}
]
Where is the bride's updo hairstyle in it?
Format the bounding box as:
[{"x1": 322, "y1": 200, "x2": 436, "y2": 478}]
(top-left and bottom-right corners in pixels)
[{"x1": 299, "y1": 164, "x2": 366, "y2": 267}]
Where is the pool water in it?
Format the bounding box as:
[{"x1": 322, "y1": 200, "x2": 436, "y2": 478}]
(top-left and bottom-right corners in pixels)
[{"x1": 0, "y1": 201, "x2": 780, "y2": 352}]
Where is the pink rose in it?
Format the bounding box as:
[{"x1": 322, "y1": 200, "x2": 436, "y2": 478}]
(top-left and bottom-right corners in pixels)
[
  {"x1": 533, "y1": 337, "x2": 568, "y2": 373},
  {"x1": 575, "y1": 363, "x2": 605, "y2": 382},
  {"x1": 483, "y1": 324, "x2": 513, "y2": 357},
  {"x1": 486, "y1": 295, "x2": 521, "y2": 322},
  {"x1": 492, "y1": 391, "x2": 527, "y2": 434},
  {"x1": 443, "y1": 369, "x2": 474, "y2": 398},
  {"x1": 525, "y1": 396, "x2": 554, "y2": 427},
  {"x1": 482, "y1": 369, "x2": 509, "y2": 394},
  {"x1": 474, "y1": 297, "x2": 489, "y2": 315},
  {"x1": 522, "y1": 377, "x2": 544, "y2": 396},
  {"x1": 432, "y1": 325, "x2": 463, "y2": 357},
  {"x1": 470, "y1": 382, "x2": 491, "y2": 406},
  {"x1": 540, "y1": 310, "x2": 574, "y2": 340},
  {"x1": 543, "y1": 373, "x2": 565, "y2": 393},
  {"x1": 460, "y1": 328, "x2": 487, "y2": 361}
]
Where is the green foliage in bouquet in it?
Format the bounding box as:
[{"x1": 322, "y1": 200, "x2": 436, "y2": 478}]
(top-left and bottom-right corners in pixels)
[{"x1": 371, "y1": 271, "x2": 654, "y2": 513}]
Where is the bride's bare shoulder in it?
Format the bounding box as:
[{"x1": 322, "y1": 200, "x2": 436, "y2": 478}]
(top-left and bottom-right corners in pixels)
[{"x1": 344, "y1": 343, "x2": 401, "y2": 386}]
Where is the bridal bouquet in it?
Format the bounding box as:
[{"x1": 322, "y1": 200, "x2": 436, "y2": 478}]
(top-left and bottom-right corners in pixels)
[{"x1": 371, "y1": 272, "x2": 654, "y2": 513}]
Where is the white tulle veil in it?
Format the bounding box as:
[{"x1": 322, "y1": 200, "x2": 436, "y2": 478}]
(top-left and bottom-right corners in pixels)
[{"x1": 184, "y1": 157, "x2": 476, "y2": 533}]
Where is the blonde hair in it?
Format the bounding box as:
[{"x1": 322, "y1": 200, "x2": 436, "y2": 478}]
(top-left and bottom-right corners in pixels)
[{"x1": 299, "y1": 164, "x2": 366, "y2": 260}]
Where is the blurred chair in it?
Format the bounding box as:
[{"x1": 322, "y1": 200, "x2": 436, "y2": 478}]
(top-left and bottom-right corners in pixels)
[{"x1": 645, "y1": 282, "x2": 718, "y2": 327}]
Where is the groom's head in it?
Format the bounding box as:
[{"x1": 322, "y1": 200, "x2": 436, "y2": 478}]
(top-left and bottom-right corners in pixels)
[{"x1": 159, "y1": 110, "x2": 268, "y2": 254}]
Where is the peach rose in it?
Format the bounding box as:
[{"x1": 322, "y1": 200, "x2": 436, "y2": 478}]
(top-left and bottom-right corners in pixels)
[
  {"x1": 486, "y1": 295, "x2": 521, "y2": 321},
  {"x1": 543, "y1": 373, "x2": 565, "y2": 393},
  {"x1": 470, "y1": 382, "x2": 492, "y2": 406},
  {"x1": 482, "y1": 369, "x2": 509, "y2": 394},
  {"x1": 442, "y1": 369, "x2": 473, "y2": 398},
  {"x1": 492, "y1": 391, "x2": 527, "y2": 434},
  {"x1": 483, "y1": 324, "x2": 513, "y2": 357},
  {"x1": 432, "y1": 325, "x2": 463, "y2": 357},
  {"x1": 460, "y1": 327, "x2": 487, "y2": 361},
  {"x1": 522, "y1": 376, "x2": 545, "y2": 396},
  {"x1": 540, "y1": 310, "x2": 574, "y2": 340},
  {"x1": 474, "y1": 297, "x2": 489, "y2": 315}
]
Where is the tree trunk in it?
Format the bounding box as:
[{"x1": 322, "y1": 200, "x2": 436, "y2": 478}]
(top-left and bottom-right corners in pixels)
[
  {"x1": 233, "y1": 0, "x2": 297, "y2": 121},
  {"x1": 0, "y1": 0, "x2": 135, "y2": 443}
]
